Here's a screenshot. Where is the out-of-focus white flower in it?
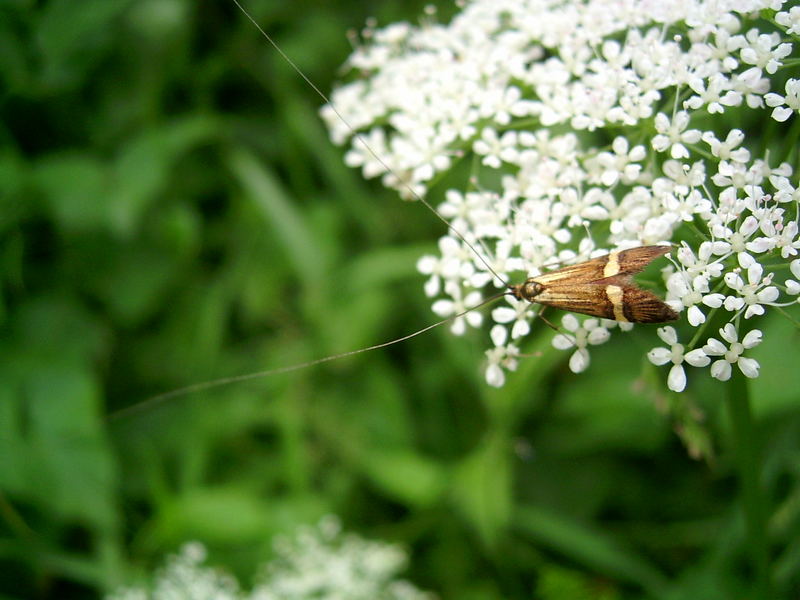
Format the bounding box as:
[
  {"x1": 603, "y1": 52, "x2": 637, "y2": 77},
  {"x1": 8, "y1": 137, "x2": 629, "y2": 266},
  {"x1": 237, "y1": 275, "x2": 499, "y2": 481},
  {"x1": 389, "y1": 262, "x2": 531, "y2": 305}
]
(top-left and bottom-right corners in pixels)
[
  {"x1": 484, "y1": 324, "x2": 520, "y2": 387},
  {"x1": 432, "y1": 281, "x2": 484, "y2": 335},
  {"x1": 106, "y1": 542, "x2": 241, "y2": 600},
  {"x1": 107, "y1": 518, "x2": 433, "y2": 600},
  {"x1": 253, "y1": 516, "x2": 432, "y2": 600}
]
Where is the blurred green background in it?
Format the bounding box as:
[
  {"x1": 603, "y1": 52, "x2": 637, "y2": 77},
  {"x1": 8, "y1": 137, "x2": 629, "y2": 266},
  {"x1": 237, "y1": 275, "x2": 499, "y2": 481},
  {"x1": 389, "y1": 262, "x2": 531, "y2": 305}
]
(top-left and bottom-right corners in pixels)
[{"x1": 1, "y1": 1, "x2": 799, "y2": 599}]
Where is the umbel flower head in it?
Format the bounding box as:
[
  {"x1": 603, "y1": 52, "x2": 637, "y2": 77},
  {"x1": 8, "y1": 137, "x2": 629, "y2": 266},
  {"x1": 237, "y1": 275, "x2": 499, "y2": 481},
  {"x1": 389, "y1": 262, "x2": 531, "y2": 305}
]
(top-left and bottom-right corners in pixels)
[
  {"x1": 106, "y1": 517, "x2": 432, "y2": 600},
  {"x1": 321, "y1": 0, "x2": 800, "y2": 392}
]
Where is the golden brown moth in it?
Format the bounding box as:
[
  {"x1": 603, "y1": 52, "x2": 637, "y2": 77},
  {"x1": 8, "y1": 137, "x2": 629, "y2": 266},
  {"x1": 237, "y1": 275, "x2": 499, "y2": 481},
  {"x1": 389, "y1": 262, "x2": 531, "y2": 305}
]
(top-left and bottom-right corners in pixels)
[{"x1": 510, "y1": 245, "x2": 679, "y2": 323}]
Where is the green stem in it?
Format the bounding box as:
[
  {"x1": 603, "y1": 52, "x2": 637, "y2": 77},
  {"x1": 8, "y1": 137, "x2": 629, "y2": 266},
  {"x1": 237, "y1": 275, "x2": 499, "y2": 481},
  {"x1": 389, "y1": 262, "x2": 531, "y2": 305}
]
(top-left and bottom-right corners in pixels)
[{"x1": 726, "y1": 370, "x2": 770, "y2": 598}]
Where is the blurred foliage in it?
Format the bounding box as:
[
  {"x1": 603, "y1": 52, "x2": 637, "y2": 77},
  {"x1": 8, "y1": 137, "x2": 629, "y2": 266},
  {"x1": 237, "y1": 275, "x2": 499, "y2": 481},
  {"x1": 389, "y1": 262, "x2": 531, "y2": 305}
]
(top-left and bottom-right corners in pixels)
[{"x1": 1, "y1": 1, "x2": 799, "y2": 599}]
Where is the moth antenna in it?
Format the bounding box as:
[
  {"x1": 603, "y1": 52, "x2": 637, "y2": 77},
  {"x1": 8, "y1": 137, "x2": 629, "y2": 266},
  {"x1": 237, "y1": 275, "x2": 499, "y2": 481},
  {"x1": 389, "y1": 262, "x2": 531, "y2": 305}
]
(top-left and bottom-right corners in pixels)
[
  {"x1": 229, "y1": 0, "x2": 512, "y2": 290},
  {"x1": 110, "y1": 292, "x2": 508, "y2": 422}
]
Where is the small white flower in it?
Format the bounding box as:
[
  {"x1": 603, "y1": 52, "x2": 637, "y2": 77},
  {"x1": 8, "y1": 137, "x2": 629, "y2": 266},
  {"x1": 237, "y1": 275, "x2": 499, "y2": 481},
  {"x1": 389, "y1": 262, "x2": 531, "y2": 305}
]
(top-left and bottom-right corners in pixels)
[
  {"x1": 740, "y1": 30, "x2": 791, "y2": 75},
  {"x1": 776, "y1": 7, "x2": 800, "y2": 36},
  {"x1": 701, "y1": 129, "x2": 750, "y2": 163},
  {"x1": 647, "y1": 326, "x2": 710, "y2": 392},
  {"x1": 701, "y1": 324, "x2": 762, "y2": 381},
  {"x1": 652, "y1": 111, "x2": 702, "y2": 159},
  {"x1": 723, "y1": 263, "x2": 780, "y2": 318},
  {"x1": 684, "y1": 73, "x2": 742, "y2": 113},
  {"x1": 473, "y1": 128, "x2": 519, "y2": 168},
  {"x1": 593, "y1": 136, "x2": 646, "y2": 186},
  {"x1": 492, "y1": 296, "x2": 533, "y2": 339},
  {"x1": 764, "y1": 78, "x2": 800, "y2": 122},
  {"x1": 552, "y1": 315, "x2": 612, "y2": 374}
]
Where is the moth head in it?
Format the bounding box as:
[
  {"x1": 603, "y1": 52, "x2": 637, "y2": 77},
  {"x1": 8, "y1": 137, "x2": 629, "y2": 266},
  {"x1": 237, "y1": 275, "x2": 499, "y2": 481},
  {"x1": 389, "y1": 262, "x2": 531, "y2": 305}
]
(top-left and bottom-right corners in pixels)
[{"x1": 512, "y1": 278, "x2": 543, "y2": 303}]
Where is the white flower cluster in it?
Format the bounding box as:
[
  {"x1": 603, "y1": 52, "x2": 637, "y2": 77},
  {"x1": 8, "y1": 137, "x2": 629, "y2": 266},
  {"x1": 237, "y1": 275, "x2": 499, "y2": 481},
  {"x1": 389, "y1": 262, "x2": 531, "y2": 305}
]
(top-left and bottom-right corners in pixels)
[
  {"x1": 106, "y1": 542, "x2": 240, "y2": 600},
  {"x1": 253, "y1": 516, "x2": 432, "y2": 600},
  {"x1": 321, "y1": 0, "x2": 800, "y2": 391},
  {"x1": 107, "y1": 517, "x2": 432, "y2": 600}
]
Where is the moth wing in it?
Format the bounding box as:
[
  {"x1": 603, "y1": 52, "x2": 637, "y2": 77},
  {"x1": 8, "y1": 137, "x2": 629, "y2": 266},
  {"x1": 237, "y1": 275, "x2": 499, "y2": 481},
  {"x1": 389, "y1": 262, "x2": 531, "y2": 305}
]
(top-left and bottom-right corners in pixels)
[
  {"x1": 531, "y1": 246, "x2": 673, "y2": 287},
  {"x1": 531, "y1": 256, "x2": 610, "y2": 286},
  {"x1": 612, "y1": 285, "x2": 679, "y2": 323},
  {"x1": 531, "y1": 282, "x2": 616, "y2": 320},
  {"x1": 608, "y1": 245, "x2": 673, "y2": 277},
  {"x1": 532, "y1": 282, "x2": 679, "y2": 323}
]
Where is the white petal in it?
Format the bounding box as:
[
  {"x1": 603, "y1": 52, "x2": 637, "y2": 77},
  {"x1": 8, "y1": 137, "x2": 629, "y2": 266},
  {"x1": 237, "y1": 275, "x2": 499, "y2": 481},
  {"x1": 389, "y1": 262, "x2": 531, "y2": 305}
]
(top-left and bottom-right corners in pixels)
[
  {"x1": 746, "y1": 238, "x2": 774, "y2": 253},
  {"x1": 417, "y1": 255, "x2": 437, "y2": 274},
  {"x1": 648, "y1": 347, "x2": 672, "y2": 366},
  {"x1": 485, "y1": 363, "x2": 506, "y2": 387},
  {"x1": 466, "y1": 310, "x2": 483, "y2": 327},
  {"x1": 702, "y1": 293, "x2": 725, "y2": 308},
  {"x1": 724, "y1": 296, "x2": 745, "y2": 311},
  {"x1": 757, "y1": 286, "x2": 779, "y2": 303},
  {"x1": 561, "y1": 314, "x2": 579, "y2": 332},
  {"x1": 587, "y1": 327, "x2": 610, "y2": 345},
  {"x1": 490, "y1": 324, "x2": 508, "y2": 347},
  {"x1": 511, "y1": 319, "x2": 530, "y2": 339},
  {"x1": 720, "y1": 323, "x2": 738, "y2": 344},
  {"x1": 741, "y1": 329, "x2": 763, "y2": 348},
  {"x1": 747, "y1": 263, "x2": 764, "y2": 285},
  {"x1": 668, "y1": 364, "x2": 687, "y2": 392},
  {"x1": 450, "y1": 317, "x2": 466, "y2": 335},
  {"x1": 791, "y1": 259, "x2": 800, "y2": 280},
  {"x1": 744, "y1": 304, "x2": 765, "y2": 319},
  {"x1": 787, "y1": 280, "x2": 800, "y2": 295},
  {"x1": 740, "y1": 216, "x2": 759, "y2": 237},
  {"x1": 710, "y1": 359, "x2": 732, "y2": 381},
  {"x1": 738, "y1": 252, "x2": 756, "y2": 268},
  {"x1": 492, "y1": 306, "x2": 517, "y2": 323},
  {"x1": 685, "y1": 349, "x2": 711, "y2": 367},
  {"x1": 432, "y1": 299, "x2": 454, "y2": 317},
  {"x1": 703, "y1": 337, "x2": 727, "y2": 355},
  {"x1": 657, "y1": 326, "x2": 678, "y2": 345},
  {"x1": 569, "y1": 348, "x2": 590, "y2": 373},
  {"x1": 552, "y1": 333, "x2": 575, "y2": 350},
  {"x1": 772, "y1": 107, "x2": 793, "y2": 122},
  {"x1": 724, "y1": 272, "x2": 744, "y2": 290},
  {"x1": 423, "y1": 276, "x2": 440, "y2": 297},
  {"x1": 738, "y1": 357, "x2": 760, "y2": 378},
  {"x1": 764, "y1": 92, "x2": 785, "y2": 107},
  {"x1": 688, "y1": 305, "x2": 706, "y2": 326}
]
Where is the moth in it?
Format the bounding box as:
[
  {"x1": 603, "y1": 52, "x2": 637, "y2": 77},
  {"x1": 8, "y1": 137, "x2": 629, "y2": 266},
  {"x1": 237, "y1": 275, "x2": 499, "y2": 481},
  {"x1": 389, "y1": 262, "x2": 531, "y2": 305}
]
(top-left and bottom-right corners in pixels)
[{"x1": 510, "y1": 245, "x2": 679, "y2": 323}]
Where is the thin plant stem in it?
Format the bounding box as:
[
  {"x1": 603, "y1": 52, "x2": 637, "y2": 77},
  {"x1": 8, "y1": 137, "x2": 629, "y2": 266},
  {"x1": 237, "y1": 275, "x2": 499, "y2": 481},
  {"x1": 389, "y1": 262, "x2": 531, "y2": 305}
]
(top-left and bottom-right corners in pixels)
[{"x1": 726, "y1": 369, "x2": 770, "y2": 598}]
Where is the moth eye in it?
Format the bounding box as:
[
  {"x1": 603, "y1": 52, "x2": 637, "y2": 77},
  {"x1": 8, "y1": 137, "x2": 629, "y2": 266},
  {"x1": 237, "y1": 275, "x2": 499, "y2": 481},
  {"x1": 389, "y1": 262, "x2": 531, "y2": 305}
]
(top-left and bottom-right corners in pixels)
[{"x1": 523, "y1": 280, "x2": 541, "y2": 301}]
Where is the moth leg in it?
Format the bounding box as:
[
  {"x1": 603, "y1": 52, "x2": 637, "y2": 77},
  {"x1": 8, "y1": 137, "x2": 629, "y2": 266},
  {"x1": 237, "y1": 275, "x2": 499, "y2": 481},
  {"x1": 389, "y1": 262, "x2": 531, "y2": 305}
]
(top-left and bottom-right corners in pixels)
[{"x1": 536, "y1": 306, "x2": 559, "y2": 332}]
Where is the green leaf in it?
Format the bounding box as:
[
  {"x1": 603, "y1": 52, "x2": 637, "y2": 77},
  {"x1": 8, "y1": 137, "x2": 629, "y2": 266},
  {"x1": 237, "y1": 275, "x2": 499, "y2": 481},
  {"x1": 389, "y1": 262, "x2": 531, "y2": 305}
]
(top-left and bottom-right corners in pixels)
[
  {"x1": 515, "y1": 505, "x2": 667, "y2": 594},
  {"x1": 110, "y1": 116, "x2": 220, "y2": 236},
  {"x1": 35, "y1": 0, "x2": 132, "y2": 87},
  {"x1": 451, "y1": 433, "x2": 512, "y2": 546},
  {"x1": 148, "y1": 487, "x2": 272, "y2": 545},
  {"x1": 362, "y1": 450, "x2": 446, "y2": 508},
  {"x1": 34, "y1": 153, "x2": 111, "y2": 232},
  {"x1": 226, "y1": 147, "x2": 324, "y2": 285}
]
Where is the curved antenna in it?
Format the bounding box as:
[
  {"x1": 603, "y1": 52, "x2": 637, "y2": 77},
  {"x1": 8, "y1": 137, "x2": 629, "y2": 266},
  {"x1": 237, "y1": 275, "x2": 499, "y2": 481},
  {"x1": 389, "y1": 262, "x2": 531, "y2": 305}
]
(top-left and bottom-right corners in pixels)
[
  {"x1": 109, "y1": 292, "x2": 510, "y2": 422},
  {"x1": 230, "y1": 0, "x2": 511, "y2": 290}
]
